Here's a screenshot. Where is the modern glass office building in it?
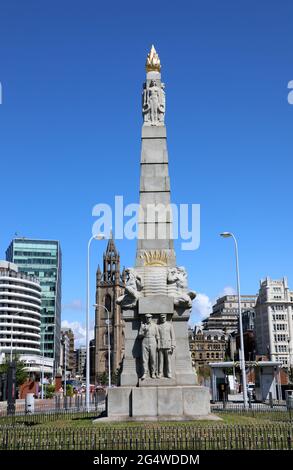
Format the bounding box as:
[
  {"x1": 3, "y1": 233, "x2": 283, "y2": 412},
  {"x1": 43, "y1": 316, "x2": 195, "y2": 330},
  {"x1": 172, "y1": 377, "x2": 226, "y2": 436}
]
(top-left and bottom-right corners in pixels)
[{"x1": 6, "y1": 238, "x2": 62, "y2": 373}]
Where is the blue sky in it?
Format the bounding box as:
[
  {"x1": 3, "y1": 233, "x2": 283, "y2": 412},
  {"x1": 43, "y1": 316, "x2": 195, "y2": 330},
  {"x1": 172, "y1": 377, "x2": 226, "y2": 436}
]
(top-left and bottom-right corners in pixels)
[{"x1": 0, "y1": 1, "x2": 292, "y2": 345}]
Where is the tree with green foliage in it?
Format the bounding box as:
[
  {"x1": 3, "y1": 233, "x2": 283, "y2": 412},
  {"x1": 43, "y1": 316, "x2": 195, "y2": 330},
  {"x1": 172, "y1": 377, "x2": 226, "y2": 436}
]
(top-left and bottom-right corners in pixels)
[
  {"x1": 66, "y1": 384, "x2": 74, "y2": 397},
  {"x1": 46, "y1": 384, "x2": 55, "y2": 398},
  {"x1": 96, "y1": 369, "x2": 120, "y2": 386},
  {"x1": 0, "y1": 356, "x2": 28, "y2": 387}
]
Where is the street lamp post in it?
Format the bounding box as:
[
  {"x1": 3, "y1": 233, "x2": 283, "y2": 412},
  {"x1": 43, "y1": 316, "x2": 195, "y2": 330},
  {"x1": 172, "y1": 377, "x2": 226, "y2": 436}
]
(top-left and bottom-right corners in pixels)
[
  {"x1": 220, "y1": 232, "x2": 248, "y2": 408},
  {"x1": 64, "y1": 335, "x2": 67, "y2": 399},
  {"x1": 10, "y1": 310, "x2": 25, "y2": 362},
  {"x1": 41, "y1": 325, "x2": 48, "y2": 400},
  {"x1": 10, "y1": 317, "x2": 14, "y2": 363},
  {"x1": 86, "y1": 233, "x2": 105, "y2": 413},
  {"x1": 93, "y1": 304, "x2": 111, "y2": 388},
  {"x1": 228, "y1": 333, "x2": 237, "y2": 394}
]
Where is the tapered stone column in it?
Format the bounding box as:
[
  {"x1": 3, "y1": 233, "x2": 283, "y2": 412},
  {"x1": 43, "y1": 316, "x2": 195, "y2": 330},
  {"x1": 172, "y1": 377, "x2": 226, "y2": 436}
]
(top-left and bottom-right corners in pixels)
[{"x1": 135, "y1": 67, "x2": 175, "y2": 268}]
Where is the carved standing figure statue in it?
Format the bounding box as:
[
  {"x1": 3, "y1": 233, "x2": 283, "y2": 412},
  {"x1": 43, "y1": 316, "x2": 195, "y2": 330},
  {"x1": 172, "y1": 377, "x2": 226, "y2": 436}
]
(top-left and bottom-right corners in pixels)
[
  {"x1": 139, "y1": 314, "x2": 159, "y2": 379},
  {"x1": 142, "y1": 80, "x2": 165, "y2": 125},
  {"x1": 116, "y1": 268, "x2": 143, "y2": 309},
  {"x1": 157, "y1": 314, "x2": 176, "y2": 378}
]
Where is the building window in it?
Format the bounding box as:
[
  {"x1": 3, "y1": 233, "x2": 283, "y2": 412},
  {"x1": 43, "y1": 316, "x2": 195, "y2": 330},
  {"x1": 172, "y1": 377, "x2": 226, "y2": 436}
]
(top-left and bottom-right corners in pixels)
[{"x1": 105, "y1": 294, "x2": 112, "y2": 313}]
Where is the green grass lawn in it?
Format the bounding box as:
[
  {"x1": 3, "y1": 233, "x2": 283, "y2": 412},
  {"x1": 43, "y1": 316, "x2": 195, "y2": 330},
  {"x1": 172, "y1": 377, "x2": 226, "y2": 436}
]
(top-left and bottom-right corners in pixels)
[
  {"x1": 1, "y1": 413, "x2": 292, "y2": 450},
  {"x1": 7, "y1": 412, "x2": 289, "y2": 428}
]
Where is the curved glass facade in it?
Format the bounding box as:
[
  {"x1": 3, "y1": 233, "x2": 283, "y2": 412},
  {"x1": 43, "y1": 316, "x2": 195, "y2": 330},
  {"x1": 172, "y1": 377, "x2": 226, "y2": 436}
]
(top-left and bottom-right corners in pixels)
[{"x1": 6, "y1": 239, "x2": 62, "y2": 373}]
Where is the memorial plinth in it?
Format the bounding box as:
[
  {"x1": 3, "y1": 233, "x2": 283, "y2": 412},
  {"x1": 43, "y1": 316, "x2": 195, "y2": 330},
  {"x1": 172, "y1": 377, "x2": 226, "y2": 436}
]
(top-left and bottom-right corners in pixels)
[{"x1": 107, "y1": 45, "x2": 210, "y2": 420}]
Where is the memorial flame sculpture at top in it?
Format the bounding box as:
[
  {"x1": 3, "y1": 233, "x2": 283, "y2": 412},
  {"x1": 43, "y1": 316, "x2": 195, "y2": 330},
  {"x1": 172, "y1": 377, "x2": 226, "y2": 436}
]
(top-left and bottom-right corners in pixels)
[{"x1": 108, "y1": 46, "x2": 210, "y2": 419}]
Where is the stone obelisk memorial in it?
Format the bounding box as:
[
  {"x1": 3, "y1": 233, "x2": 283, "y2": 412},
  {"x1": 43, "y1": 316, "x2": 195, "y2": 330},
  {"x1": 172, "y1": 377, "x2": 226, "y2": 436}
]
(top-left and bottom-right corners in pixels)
[{"x1": 107, "y1": 46, "x2": 210, "y2": 419}]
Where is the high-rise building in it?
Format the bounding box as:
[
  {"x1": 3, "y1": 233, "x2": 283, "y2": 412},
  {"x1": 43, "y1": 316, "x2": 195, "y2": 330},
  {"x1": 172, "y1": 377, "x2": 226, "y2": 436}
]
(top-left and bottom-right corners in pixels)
[
  {"x1": 202, "y1": 295, "x2": 257, "y2": 333},
  {"x1": 75, "y1": 346, "x2": 86, "y2": 379},
  {"x1": 94, "y1": 238, "x2": 125, "y2": 382},
  {"x1": 255, "y1": 277, "x2": 293, "y2": 368},
  {"x1": 0, "y1": 261, "x2": 41, "y2": 357},
  {"x1": 61, "y1": 328, "x2": 75, "y2": 374},
  {"x1": 6, "y1": 238, "x2": 62, "y2": 373}
]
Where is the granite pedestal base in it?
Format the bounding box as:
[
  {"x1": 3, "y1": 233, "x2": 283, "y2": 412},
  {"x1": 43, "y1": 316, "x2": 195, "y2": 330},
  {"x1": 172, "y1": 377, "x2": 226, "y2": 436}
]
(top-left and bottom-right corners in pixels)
[{"x1": 107, "y1": 386, "x2": 210, "y2": 419}]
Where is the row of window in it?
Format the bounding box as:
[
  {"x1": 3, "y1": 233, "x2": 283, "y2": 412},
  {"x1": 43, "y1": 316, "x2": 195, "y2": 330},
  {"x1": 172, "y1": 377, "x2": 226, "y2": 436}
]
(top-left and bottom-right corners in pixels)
[
  {"x1": 205, "y1": 335, "x2": 225, "y2": 341},
  {"x1": 227, "y1": 303, "x2": 255, "y2": 308},
  {"x1": 0, "y1": 343, "x2": 39, "y2": 349},
  {"x1": 192, "y1": 343, "x2": 224, "y2": 351},
  {"x1": 277, "y1": 356, "x2": 288, "y2": 365},
  {"x1": 273, "y1": 323, "x2": 287, "y2": 331},
  {"x1": 272, "y1": 314, "x2": 286, "y2": 320},
  {"x1": 0, "y1": 327, "x2": 39, "y2": 333},
  {"x1": 274, "y1": 334, "x2": 288, "y2": 342},
  {"x1": 207, "y1": 344, "x2": 223, "y2": 350},
  {"x1": 275, "y1": 345, "x2": 288, "y2": 352},
  {"x1": 14, "y1": 251, "x2": 56, "y2": 257},
  {"x1": 42, "y1": 300, "x2": 56, "y2": 307},
  {"x1": 0, "y1": 335, "x2": 39, "y2": 341},
  {"x1": 0, "y1": 305, "x2": 40, "y2": 314},
  {"x1": 43, "y1": 317, "x2": 55, "y2": 323},
  {"x1": 15, "y1": 258, "x2": 57, "y2": 265},
  {"x1": 197, "y1": 352, "x2": 222, "y2": 359}
]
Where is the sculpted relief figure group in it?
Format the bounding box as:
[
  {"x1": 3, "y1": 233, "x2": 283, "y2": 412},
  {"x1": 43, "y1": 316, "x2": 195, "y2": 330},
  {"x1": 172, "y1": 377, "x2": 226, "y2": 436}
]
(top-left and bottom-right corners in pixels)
[
  {"x1": 167, "y1": 266, "x2": 197, "y2": 309},
  {"x1": 139, "y1": 313, "x2": 176, "y2": 380},
  {"x1": 117, "y1": 265, "x2": 196, "y2": 311},
  {"x1": 116, "y1": 259, "x2": 196, "y2": 381},
  {"x1": 117, "y1": 268, "x2": 143, "y2": 309}
]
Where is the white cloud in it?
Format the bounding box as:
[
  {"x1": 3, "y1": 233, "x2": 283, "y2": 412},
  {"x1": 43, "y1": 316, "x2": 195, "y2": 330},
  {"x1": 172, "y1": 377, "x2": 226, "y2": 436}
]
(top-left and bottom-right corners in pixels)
[
  {"x1": 189, "y1": 285, "x2": 236, "y2": 327},
  {"x1": 190, "y1": 292, "x2": 212, "y2": 326},
  {"x1": 62, "y1": 299, "x2": 83, "y2": 311},
  {"x1": 220, "y1": 286, "x2": 236, "y2": 296},
  {"x1": 61, "y1": 320, "x2": 94, "y2": 348}
]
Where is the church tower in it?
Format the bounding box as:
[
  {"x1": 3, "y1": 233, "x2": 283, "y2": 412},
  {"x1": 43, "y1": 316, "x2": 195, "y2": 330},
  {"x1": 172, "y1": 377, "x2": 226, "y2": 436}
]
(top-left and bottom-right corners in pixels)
[{"x1": 94, "y1": 237, "x2": 125, "y2": 382}]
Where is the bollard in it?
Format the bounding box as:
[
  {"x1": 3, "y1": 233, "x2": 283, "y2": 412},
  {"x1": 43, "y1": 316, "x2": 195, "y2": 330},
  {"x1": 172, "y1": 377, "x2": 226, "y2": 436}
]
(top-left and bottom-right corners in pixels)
[
  {"x1": 285, "y1": 390, "x2": 293, "y2": 419},
  {"x1": 25, "y1": 393, "x2": 35, "y2": 414}
]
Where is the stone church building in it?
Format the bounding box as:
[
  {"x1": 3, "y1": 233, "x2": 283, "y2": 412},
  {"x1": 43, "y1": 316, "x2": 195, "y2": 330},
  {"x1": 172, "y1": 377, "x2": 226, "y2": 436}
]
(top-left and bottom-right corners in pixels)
[{"x1": 93, "y1": 238, "x2": 125, "y2": 383}]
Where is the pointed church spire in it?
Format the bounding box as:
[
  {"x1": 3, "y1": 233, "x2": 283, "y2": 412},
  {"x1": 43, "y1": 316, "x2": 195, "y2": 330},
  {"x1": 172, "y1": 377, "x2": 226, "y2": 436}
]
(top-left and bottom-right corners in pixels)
[
  {"x1": 103, "y1": 235, "x2": 120, "y2": 282},
  {"x1": 97, "y1": 264, "x2": 101, "y2": 283}
]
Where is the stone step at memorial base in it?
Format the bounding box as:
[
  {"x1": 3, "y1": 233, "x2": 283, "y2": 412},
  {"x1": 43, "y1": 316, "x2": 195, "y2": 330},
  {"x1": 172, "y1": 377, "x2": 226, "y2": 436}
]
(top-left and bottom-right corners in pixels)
[{"x1": 107, "y1": 386, "x2": 211, "y2": 419}]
